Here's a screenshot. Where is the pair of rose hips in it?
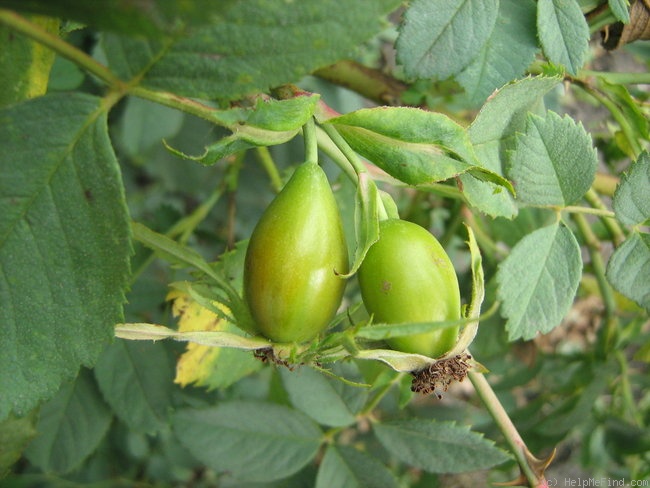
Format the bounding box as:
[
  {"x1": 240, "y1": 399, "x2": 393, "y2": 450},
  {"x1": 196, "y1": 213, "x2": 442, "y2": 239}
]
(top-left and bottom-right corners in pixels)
[{"x1": 243, "y1": 162, "x2": 460, "y2": 358}]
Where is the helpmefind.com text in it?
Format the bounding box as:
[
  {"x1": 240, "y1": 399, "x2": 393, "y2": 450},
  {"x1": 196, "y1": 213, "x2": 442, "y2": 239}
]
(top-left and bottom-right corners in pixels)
[{"x1": 546, "y1": 478, "x2": 649, "y2": 487}]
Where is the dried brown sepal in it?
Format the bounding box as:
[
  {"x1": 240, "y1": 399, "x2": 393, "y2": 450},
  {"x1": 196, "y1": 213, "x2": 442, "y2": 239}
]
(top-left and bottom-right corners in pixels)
[
  {"x1": 602, "y1": 0, "x2": 650, "y2": 49},
  {"x1": 253, "y1": 347, "x2": 295, "y2": 370},
  {"x1": 410, "y1": 353, "x2": 472, "y2": 399}
]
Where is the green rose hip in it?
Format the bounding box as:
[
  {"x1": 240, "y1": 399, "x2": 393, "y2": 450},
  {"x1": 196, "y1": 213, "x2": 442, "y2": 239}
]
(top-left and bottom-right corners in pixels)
[
  {"x1": 244, "y1": 162, "x2": 348, "y2": 343},
  {"x1": 358, "y1": 219, "x2": 461, "y2": 358}
]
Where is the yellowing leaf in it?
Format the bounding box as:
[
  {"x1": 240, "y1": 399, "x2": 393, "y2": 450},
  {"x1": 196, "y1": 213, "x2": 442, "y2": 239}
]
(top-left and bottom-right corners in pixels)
[
  {"x1": 171, "y1": 292, "x2": 226, "y2": 387},
  {"x1": 169, "y1": 292, "x2": 262, "y2": 389}
]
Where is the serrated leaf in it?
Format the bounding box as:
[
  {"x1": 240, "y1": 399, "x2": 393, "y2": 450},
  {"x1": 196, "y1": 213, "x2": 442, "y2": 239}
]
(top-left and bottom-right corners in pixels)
[
  {"x1": 469, "y1": 77, "x2": 561, "y2": 145},
  {"x1": 94, "y1": 340, "x2": 173, "y2": 434},
  {"x1": 173, "y1": 402, "x2": 322, "y2": 482},
  {"x1": 537, "y1": 0, "x2": 590, "y2": 75},
  {"x1": 280, "y1": 363, "x2": 367, "y2": 428},
  {"x1": 606, "y1": 232, "x2": 650, "y2": 310},
  {"x1": 459, "y1": 173, "x2": 518, "y2": 219},
  {"x1": 170, "y1": 292, "x2": 262, "y2": 390},
  {"x1": 24, "y1": 369, "x2": 112, "y2": 474},
  {"x1": 613, "y1": 151, "x2": 650, "y2": 226},
  {"x1": 497, "y1": 223, "x2": 582, "y2": 340},
  {"x1": 315, "y1": 445, "x2": 399, "y2": 488},
  {"x1": 457, "y1": 0, "x2": 539, "y2": 105},
  {"x1": 216, "y1": 94, "x2": 320, "y2": 133},
  {"x1": 508, "y1": 111, "x2": 597, "y2": 206},
  {"x1": 0, "y1": 411, "x2": 37, "y2": 477},
  {"x1": 0, "y1": 0, "x2": 236, "y2": 36},
  {"x1": 373, "y1": 419, "x2": 510, "y2": 473},
  {"x1": 0, "y1": 93, "x2": 131, "y2": 420},
  {"x1": 328, "y1": 107, "x2": 513, "y2": 191},
  {"x1": 396, "y1": 0, "x2": 500, "y2": 80},
  {"x1": 462, "y1": 75, "x2": 561, "y2": 218},
  {"x1": 102, "y1": 0, "x2": 400, "y2": 101},
  {"x1": 0, "y1": 14, "x2": 59, "y2": 107},
  {"x1": 175, "y1": 94, "x2": 320, "y2": 165}
]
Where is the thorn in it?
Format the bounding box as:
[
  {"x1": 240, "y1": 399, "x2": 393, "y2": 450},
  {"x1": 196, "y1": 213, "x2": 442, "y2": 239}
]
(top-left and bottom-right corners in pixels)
[
  {"x1": 525, "y1": 446, "x2": 556, "y2": 479},
  {"x1": 493, "y1": 473, "x2": 528, "y2": 487},
  {"x1": 492, "y1": 448, "x2": 556, "y2": 487}
]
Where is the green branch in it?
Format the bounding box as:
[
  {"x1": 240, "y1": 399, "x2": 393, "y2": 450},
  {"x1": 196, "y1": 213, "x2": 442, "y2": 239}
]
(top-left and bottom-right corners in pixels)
[
  {"x1": 561, "y1": 205, "x2": 616, "y2": 218},
  {"x1": 129, "y1": 86, "x2": 226, "y2": 125},
  {"x1": 314, "y1": 60, "x2": 407, "y2": 106},
  {"x1": 584, "y1": 188, "x2": 626, "y2": 246},
  {"x1": 579, "y1": 70, "x2": 650, "y2": 85},
  {"x1": 469, "y1": 371, "x2": 551, "y2": 487}
]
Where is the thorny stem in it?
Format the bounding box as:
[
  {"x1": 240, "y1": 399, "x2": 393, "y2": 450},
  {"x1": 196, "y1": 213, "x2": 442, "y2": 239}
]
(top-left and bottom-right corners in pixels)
[
  {"x1": 571, "y1": 213, "x2": 618, "y2": 359},
  {"x1": 469, "y1": 370, "x2": 546, "y2": 487}
]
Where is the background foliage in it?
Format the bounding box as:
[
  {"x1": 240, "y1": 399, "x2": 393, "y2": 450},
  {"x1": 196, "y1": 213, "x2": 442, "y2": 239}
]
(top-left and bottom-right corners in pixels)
[{"x1": 0, "y1": 0, "x2": 649, "y2": 486}]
